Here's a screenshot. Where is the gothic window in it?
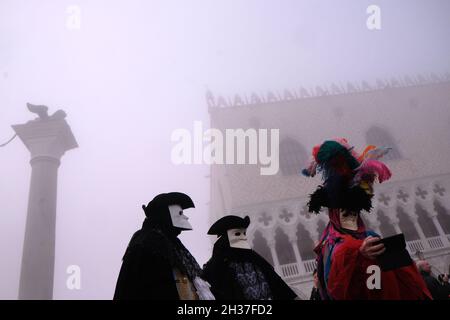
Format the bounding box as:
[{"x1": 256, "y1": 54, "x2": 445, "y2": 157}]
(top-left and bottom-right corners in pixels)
[
  {"x1": 279, "y1": 138, "x2": 308, "y2": 176},
  {"x1": 435, "y1": 201, "x2": 450, "y2": 234},
  {"x1": 275, "y1": 228, "x2": 296, "y2": 264},
  {"x1": 415, "y1": 206, "x2": 439, "y2": 238},
  {"x1": 365, "y1": 126, "x2": 402, "y2": 160},
  {"x1": 377, "y1": 210, "x2": 398, "y2": 238},
  {"x1": 396, "y1": 207, "x2": 421, "y2": 240},
  {"x1": 296, "y1": 223, "x2": 316, "y2": 260},
  {"x1": 252, "y1": 231, "x2": 273, "y2": 265}
]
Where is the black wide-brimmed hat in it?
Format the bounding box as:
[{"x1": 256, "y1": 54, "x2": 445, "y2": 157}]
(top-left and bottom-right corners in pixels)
[
  {"x1": 208, "y1": 215, "x2": 250, "y2": 236},
  {"x1": 142, "y1": 192, "x2": 195, "y2": 217}
]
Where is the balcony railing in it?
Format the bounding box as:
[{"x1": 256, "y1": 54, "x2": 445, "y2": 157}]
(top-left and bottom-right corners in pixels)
[
  {"x1": 304, "y1": 259, "x2": 317, "y2": 274},
  {"x1": 407, "y1": 239, "x2": 425, "y2": 252},
  {"x1": 406, "y1": 235, "x2": 449, "y2": 253},
  {"x1": 427, "y1": 236, "x2": 446, "y2": 249},
  {"x1": 278, "y1": 234, "x2": 450, "y2": 279},
  {"x1": 280, "y1": 259, "x2": 317, "y2": 279},
  {"x1": 280, "y1": 262, "x2": 301, "y2": 279}
]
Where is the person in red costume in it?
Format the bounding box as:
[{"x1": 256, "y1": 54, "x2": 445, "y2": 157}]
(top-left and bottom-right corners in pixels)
[{"x1": 302, "y1": 138, "x2": 432, "y2": 300}]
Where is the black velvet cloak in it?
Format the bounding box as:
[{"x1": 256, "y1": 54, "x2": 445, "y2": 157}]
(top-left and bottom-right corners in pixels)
[
  {"x1": 114, "y1": 218, "x2": 203, "y2": 299},
  {"x1": 202, "y1": 237, "x2": 297, "y2": 300},
  {"x1": 113, "y1": 220, "x2": 180, "y2": 299}
]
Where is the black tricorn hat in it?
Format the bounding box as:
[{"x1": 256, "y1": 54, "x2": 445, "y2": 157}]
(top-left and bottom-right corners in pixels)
[
  {"x1": 208, "y1": 215, "x2": 250, "y2": 235},
  {"x1": 142, "y1": 192, "x2": 195, "y2": 217}
]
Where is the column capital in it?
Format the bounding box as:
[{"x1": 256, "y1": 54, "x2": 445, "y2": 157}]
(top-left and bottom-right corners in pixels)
[
  {"x1": 279, "y1": 223, "x2": 298, "y2": 242},
  {"x1": 261, "y1": 229, "x2": 276, "y2": 247},
  {"x1": 433, "y1": 182, "x2": 450, "y2": 210},
  {"x1": 288, "y1": 233, "x2": 298, "y2": 243},
  {"x1": 387, "y1": 215, "x2": 400, "y2": 225},
  {"x1": 420, "y1": 202, "x2": 438, "y2": 218},
  {"x1": 12, "y1": 115, "x2": 78, "y2": 162},
  {"x1": 304, "y1": 221, "x2": 319, "y2": 243},
  {"x1": 435, "y1": 195, "x2": 450, "y2": 213},
  {"x1": 409, "y1": 215, "x2": 419, "y2": 224},
  {"x1": 414, "y1": 184, "x2": 437, "y2": 218}
]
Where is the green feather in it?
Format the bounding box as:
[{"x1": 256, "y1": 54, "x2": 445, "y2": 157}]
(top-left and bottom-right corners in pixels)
[{"x1": 317, "y1": 140, "x2": 359, "y2": 170}]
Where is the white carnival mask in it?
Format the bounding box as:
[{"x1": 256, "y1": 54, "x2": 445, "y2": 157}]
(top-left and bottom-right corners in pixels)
[
  {"x1": 227, "y1": 228, "x2": 251, "y2": 249},
  {"x1": 168, "y1": 204, "x2": 193, "y2": 230}
]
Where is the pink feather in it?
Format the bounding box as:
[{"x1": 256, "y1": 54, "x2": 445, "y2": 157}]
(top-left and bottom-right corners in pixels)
[{"x1": 355, "y1": 159, "x2": 392, "y2": 183}]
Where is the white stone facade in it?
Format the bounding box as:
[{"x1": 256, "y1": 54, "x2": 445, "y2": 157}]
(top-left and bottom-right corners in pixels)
[{"x1": 208, "y1": 74, "x2": 450, "y2": 299}]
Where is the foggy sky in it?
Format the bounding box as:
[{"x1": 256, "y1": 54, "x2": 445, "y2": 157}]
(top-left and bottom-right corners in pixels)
[{"x1": 1, "y1": 0, "x2": 449, "y2": 299}]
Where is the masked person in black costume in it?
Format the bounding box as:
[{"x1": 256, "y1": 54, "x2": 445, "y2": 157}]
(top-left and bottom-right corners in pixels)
[
  {"x1": 203, "y1": 215, "x2": 298, "y2": 300},
  {"x1": 114, "y1": 192, "x2": 214, "y2": 300}
]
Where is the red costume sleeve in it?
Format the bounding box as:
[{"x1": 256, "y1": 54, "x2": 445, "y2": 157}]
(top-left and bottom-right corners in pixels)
[
  {"x1": 326, "y1": 235, "x2": 432, "y2": 300},
  {"x1": 327, "y1": 235, "x2": 370, "y2": 299}
]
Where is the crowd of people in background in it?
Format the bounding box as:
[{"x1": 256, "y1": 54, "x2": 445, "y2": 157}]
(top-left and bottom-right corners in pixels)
[{"x1": 416, "y1": 260, "x2": 450, "y2": 300}]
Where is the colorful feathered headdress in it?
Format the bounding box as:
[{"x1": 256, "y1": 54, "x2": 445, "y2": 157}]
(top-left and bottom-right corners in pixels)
[{"x1": 302, "y1": 138, "x2": 392, "y2": 214}]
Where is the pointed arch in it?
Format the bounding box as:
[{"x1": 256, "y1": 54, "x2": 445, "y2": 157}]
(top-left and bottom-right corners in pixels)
[
  {"x1": 415, "y1": 205, "x2": 439, "y2": 237},
  {"x1": 377, "y1": 210, "x2": 397, "y2": 237},
  {"x1": 296, "y1": 223, "x2": 316, "y2": 260},
  {"x1": 365, "y1": 126, "x2": 402, "y2": 160},
  {"x1": 434, "y1": 200, "x2": 450, "y2": 234},
  {"x1": 252, "y1": 230, "x2": 273, "y2": 265},
  {"x1": 396, "y1": 207, "x2": 420, "y2": 240},
  {"x1": 275, "y1": 228, "x2": 296, "y2": 264},
  {"x1": 279, "y1": 138, "x2": 308, "y2": 176}
]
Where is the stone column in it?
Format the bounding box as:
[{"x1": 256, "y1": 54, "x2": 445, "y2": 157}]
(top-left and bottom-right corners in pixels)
[
  {"x1": 287, "y1": 232, "x2": 306, "y2": 274},
  {"x1": 301, "y1": 218, "x2": 318, "y2": 244},
  {"x1": 388, "y1": 215, "x2": 402, "y2": 235},
  {"x1": 417, "y1": 183, "x2": 450, "y2": 247},
  {"x1": 413, "y1": 184, "x2": 437, "y2": 249},
  {"x1": 430, "y1": 215, "x2": 450, "y2": 246},
  {"x1": 433, "y1": 182, "x2": 450, "y2": 217},
  {"x1": 410, "y1": 216, "x2": 431, "y2": 250},
  {"x1": 13, "y1": 105, "x2": 78, "y2": 300},
  {"x1": 376, "y1": 190, "x2": 398, "y2": 234},
  {"x1": 393, "y1": 185, "x2": 428, "y2": 249},
  {"x1": 277, "y1": 204, "x2": 306, "y2": 275},
  {"x1": 264, "y1": 231, "x2": 281, "y2": 274},
  {"x1": 394, "y1": 186, "x2": 416, "y2": 236}
]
